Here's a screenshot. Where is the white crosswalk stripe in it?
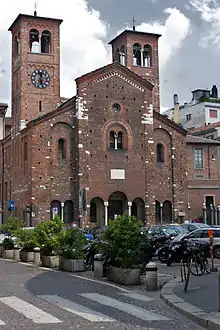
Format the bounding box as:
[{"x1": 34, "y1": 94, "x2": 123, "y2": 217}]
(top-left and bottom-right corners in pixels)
[
  {"x1": 0, "y1": 296, "x2": 62, "y2": 324},
  {"x1": 119, "y1": 292, "x2": 155, "y2": 302},
  {"x1": 39, "y1": 295, "x2": 115, "y2": 322},
  {"x1": 80, "y1": 293, "x2": 170, "y2": 321}
]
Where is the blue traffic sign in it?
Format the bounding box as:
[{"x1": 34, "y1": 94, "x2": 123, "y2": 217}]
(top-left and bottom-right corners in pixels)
[{"x1": 9, "y1": 200, "x2": 15, "y2": 211}]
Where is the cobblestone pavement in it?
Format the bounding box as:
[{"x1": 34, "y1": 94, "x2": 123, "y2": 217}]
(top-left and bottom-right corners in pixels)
[{"x1": 0, "y1": 259, "x2": 206, "y2": 329}]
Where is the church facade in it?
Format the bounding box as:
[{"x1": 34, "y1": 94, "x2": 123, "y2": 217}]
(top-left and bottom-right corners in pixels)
[{"x1": 0, "y1": 12, "x2": 219, "y2": 227}]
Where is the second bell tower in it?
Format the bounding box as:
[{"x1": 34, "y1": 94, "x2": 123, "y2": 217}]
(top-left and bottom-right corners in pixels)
[{"x1": 8, "y1": 12, "x2": 63, "y2": 132}]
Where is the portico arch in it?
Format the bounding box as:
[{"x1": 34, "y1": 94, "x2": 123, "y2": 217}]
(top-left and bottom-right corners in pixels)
[
  {"x1": 131, "y1": 197, "x2": 145, "y2": 223},
  {"x1": 108, "y1": 191, "x2": 128, "y2": 220},
  {"x1": 90, "y1": 197, "x2": 104, "y2": 226}
]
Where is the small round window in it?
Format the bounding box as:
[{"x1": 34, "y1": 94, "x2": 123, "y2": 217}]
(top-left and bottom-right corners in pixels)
[{"x1": 112, "y1": 103, "x2": 121, "y2": 113}]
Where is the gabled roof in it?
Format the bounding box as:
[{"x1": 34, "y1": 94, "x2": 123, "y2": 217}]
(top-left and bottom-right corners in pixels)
[
  {"x1": 8, "y1": 14, "x2": 63, "y2": 31},
  {"x1": 154, "y1": 111, "x2": 187, "y2": 135},
  {"x1": 186, "y1": 135, "x2": 220, "y2": 145},
  {"x1": 108, "y1": 29, "x2": 161, "y2": 45},
  {"x1": 191, "y1": 121, "x2": 220, "y2": 134},
  {"x1": 75, "y1": 61, "x2": 154, "y2": 91}
]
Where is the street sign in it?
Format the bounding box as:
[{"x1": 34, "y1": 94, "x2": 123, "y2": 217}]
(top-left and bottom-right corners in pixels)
[{"x1": 9, "y1": 200, "x2": 15, "y2": 211}]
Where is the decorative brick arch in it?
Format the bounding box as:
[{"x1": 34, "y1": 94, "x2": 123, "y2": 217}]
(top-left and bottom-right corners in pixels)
[{"x1": 102, "y1": 119, "x2": 132, "y2": 151}]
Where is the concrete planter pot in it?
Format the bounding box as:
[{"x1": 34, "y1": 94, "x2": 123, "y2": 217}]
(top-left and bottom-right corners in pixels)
[
  {"x1": 108, "y1": 266, "x2": 141, "y2": 285},
  {"x1": 3, "y1": 249, "x2": 14, "y2": 259},
  {"x1": 60, "y1": 257, "x2": 84, "y2": 272},
  {"x1": 41, "y1": 255, "x2": 59, "y2": 268},
  {"x1": 20, "y1": 250, "x2": 34, "y2": 262}
]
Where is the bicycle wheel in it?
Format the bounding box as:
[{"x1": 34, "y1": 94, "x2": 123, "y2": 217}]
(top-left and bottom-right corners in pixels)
[
  {"x1": 189, "y1": 255, "x2": 205, "y2": 276},
  {"x1": 204, "y1": 258, "x2": 211, "y2": 274}
]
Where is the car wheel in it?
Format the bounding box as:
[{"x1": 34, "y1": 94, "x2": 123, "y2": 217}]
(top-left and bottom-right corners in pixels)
[{"x1": 214, "y1": 246, "x2": 220, "y2": 258}]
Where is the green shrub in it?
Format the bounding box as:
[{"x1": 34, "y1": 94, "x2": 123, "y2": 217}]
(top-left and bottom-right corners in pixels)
[
  {"x1": 58, "y1": 228, "x2": 86, "y2": 260},
  {"x1": 103, "y1": 214, "x2": 143, "y2": 269},
  {"x1": 34, "y1": 216, "x2": 62, "y2": 256},
  {"x1": 15, "y1": 229, "x2": 38, "y2": 252},
  {"x1": 0, "y1": 217, "x2": 25, "y2": 235},
  {"x1": 2, "y1": 237, "x2": 14, "y2": 250}
]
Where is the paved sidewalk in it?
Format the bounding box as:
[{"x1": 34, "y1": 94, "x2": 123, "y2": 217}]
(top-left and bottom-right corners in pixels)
[{"x1": 161, "y1": 271, "x2": 220, "y2": 330}]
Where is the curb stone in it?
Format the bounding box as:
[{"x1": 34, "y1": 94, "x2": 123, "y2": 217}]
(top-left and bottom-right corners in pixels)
[{"x1": 160, "y1": 277, "x2": 220, "y2": 330}]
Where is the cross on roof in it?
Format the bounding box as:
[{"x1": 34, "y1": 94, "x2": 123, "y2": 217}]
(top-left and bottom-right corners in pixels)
[{"x1": 132, "y1": 17, "x2": 136, "y2": 31}]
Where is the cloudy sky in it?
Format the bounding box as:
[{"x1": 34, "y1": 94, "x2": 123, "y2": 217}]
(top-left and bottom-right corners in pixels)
[{"x1": 0, "y1": 0, "x2": 220, "y2": 113}]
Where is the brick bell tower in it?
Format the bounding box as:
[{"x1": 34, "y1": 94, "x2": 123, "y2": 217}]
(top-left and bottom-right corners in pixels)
[
  {"x1": 109, "y1": 24, "x2": 161, "y2": 112},
  {"x1": 8, "y1": 10, "x2": 63, "y2": 132}
]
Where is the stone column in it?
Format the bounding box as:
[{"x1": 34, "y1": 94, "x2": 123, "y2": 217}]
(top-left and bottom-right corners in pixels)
[
  {"x1": 128, "y1": 202, "x2": 132, "y2": 217},
  {"x1": 61, "y1": 202, "x2": 64, "y2": 222},
  {"x1": 160, "y1": 203, "x2": 163, "y2": 223},
  {"x1": 202, "y1": 203, "x2": 207, "y2": 224},
  {"x1": 104, "y1": 202, "x2": 108, "y2": 226},
  {"x1": 26, "y1": 205, "x2": 31, "y2": 227},
  {"x1": 141, "y1": 48, "x2": 144, "y2": 67}
]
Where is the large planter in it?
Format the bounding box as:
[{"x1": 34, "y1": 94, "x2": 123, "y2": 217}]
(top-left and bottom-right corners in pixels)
[
  {"x1": 0, "y1": 246, "x2": 4, "y2": 257},
  {"x1": 42, "y1": 255, "x2": 59, "y2": 268},
  {"x1": 60, "y1": 257, "x2": 84, "y2": 272},
  {"x1": 20, "y1": 250, "x2": 34, "y2": 262},
  {"x1": 3, "y1": 249, "x2": 14, "y2": 260},
  {"x1": 108, "y1": 266, "x2": 141, "y2": 285}
]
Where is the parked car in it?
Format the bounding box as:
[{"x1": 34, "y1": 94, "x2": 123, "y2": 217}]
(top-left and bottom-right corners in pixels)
[
  {"x1": 181, "y1": 223, "x2": 211, "y2": 232},
  {"x1": 184, "y1": 227, "x2": 220, "y2": 258},
  {"x1": 147, "y1": 224, "x2": 187, "y2": 239}
]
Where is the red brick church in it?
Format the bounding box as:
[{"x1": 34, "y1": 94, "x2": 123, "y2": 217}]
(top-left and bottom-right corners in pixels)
[{"x1": 0, "y1": 11, "x2": 219, "y2": 227}]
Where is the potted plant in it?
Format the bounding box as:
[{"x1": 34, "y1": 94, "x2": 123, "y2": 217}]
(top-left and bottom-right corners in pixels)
[
  {"x1": 34, "y1": 216, "x2": 62, "y2": 268},
  {"x1": 103, "y1": 214, "x2": 143, "y2": 285},
  {"x1": 2, "y1": 237, "x2": 15, "y2": 259},
  {"x1": 15, "y1": 229, "x2": 37, "y2": 262},
  {"x1": 58, "y1": 228, "x2": 86, "y2": 272}
]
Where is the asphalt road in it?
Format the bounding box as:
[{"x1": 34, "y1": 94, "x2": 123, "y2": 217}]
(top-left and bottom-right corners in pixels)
[{"x1": 0, "y1": 259, "x2": 207, "y2": 330}]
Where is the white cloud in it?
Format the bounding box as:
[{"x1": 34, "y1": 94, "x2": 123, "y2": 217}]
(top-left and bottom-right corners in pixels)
[
  {"x1": 190, "y1": 0, "x2": 220, "y2": 47},
  {"x1": 136, "y1": 8, "x2": 191, "y2": 70},
  {"x1": 0, "y1": 0, "x2": 111, "y2": 104}
]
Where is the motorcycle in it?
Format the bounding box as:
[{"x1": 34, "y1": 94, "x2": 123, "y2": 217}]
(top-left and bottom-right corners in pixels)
[
  {"x1": 165, "y1": 238, "x2": 210, "y2": 266},
  {"x1": 156, "y1": 235, "x2": 176, "y2": 263}
]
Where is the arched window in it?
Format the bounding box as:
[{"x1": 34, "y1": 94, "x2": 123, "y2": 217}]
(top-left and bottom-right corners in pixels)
[
  {"x1": 156, "y1": 143, "x2": 164, "y2": 163},
  {"x1": 143, "y1": 44, "x2": 152, "y2": 67},
  {"x1": 133, "y1": 43, "x2": 141, "y2": 66},
  {"x1": 109, "y1": 131, "x2": 115, "y2": 149},
  {"x1": 58, "y1": 138, "x2": 66, "y2": 159},
  {"x1": 41, "y1": 30, "x2": 51, "y2": 54},
  {"x1": 29, "y1": 29, "x2": 40, "y2": 53},
  {"x1": 117, "y1": 131, "x2": 123, "y2": 149}
]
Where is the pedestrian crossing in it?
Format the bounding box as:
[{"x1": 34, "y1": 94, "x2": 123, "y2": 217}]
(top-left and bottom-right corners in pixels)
[{"x1": 0, "y1": 291, "x2": 170, "y2": 326}]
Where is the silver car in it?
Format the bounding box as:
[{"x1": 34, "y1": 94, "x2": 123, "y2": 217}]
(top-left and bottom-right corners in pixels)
[{"x1": 185, "y1": 227, "x2": 220, "y2": 258}]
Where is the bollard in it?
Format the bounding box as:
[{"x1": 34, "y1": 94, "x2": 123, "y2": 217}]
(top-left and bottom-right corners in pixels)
[
  {"x1": 34, "y1": 247, "x2": 41, "y2": 266},
  {"x1": 14, "y1": 245, "x2": 20, "y2": 261},
  {"x1": 94, "y1": 254, "x2": 104, "y2": 278},
  {"x1": 146, "y1": 262, "x2": 158, "y2": 291}
]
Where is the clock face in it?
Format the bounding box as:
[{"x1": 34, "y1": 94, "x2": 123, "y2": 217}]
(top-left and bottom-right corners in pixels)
[{"x1": 31, "y1": 69, "x2": 50, "y2": 89}]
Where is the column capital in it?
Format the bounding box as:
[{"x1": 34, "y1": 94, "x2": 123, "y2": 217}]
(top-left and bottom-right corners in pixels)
[
  {"x1": 128, "y1": 201, "x2": 132, "y2": 207},
  {"x1": 61, "y1": 202, "x2": 64, "y2": 207},
  {"x1": 104, "y1": 202, "x2": 109, "y2": 207}
]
